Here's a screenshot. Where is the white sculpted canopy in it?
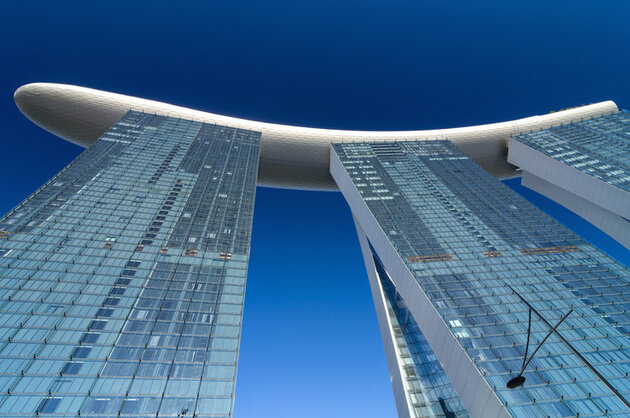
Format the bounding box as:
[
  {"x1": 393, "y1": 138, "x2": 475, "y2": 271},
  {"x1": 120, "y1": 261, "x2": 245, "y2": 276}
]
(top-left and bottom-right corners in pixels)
[{"x1": 14, "y1": 83, "x2": 618, "y2": 190}]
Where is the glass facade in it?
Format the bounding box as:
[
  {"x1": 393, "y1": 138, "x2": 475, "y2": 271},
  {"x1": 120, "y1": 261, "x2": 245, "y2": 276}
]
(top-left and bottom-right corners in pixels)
[
  {"x1": 512, "y1": 110, "x2": 630, "y2": 191},
  {"x1": 0, "y1": 111, "x2": 261, "y2": 416},
  {"x1": 372, "y1": 250, "x2": 467, "y2": 417},
  {"x1": 333, "y1": 141, "x2": 630, "y2": 416}
]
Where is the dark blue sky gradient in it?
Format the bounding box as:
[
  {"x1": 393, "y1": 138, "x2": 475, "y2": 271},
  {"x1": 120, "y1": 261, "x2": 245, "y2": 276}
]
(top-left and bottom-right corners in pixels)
[{"x1": 1, "y1": 2, "x2": 629, "y2": 416}]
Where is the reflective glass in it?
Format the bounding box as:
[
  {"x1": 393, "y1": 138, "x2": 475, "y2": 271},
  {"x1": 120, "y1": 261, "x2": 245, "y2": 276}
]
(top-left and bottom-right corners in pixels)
[
  {"x1": 0, "y1": 111, "x2": 261, "y2": 416},
  {"x1": 333, "y1": 140, "x2": 630, "y2": 416},
  {"x1": 373, "y1": 251, "x2": 468, "y2": 417},
  {"x1": 513, "y1": 110, "x2": 630, "y2": 191}
]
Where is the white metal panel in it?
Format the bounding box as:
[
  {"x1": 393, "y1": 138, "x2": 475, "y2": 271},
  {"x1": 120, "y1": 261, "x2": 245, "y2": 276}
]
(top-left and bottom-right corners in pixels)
[
  {"x1": 14, "y1": 82, "x2": 618, "y2": 190},
  {"x1": 508, "y1": 139, "x2": 630, "y2": 220},
  {"x1": 521, "y1": 172, "x2": 630, "y2": 250},
  {"x1": 352, "y1": 218, "x2": 414, "y2": 418},
  {"x1": 331, "y1": 148, "x2": 510, "y2": 418}
]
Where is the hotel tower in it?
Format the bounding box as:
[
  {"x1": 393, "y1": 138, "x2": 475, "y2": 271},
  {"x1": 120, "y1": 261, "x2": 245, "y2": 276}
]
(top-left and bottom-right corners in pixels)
[{"x1": 1, "y1": 83, "x2": 628, "y2": 417}]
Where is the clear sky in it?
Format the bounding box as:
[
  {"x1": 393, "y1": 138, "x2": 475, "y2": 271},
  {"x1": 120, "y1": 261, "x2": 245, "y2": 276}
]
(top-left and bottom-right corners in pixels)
[{"x1": 1, "y1": 1, "x2": 629, "y2": 417}]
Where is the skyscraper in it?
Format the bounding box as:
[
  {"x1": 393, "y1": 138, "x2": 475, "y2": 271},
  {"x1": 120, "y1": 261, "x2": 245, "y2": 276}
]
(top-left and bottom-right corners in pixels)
[
  {"x1": 508, "y1": 110, "x2": 630, "y2": 249},
  {"x1": 0, "y1": 111, "x2": 259, "y2": 416},
  {"x1": 5, "y1": 82, "x2": 630, "y2": 417},
  {"x1": 331, "y1": 140, "x2": 630, "y2": 417}
]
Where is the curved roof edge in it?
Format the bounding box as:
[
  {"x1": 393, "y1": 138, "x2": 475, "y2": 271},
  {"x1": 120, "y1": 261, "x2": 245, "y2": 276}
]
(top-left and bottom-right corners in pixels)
[{"x1": 14, "y1": 83, "x2": 619, "y2": 190}]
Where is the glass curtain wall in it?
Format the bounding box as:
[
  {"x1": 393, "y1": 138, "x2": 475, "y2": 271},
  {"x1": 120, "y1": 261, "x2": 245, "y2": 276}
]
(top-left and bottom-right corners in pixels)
[
  {"x1": 332, "y1": 140, "x2": 630, "y2": 416},
  {"x1": 0, "y1": 111, "x2": 261, "y2": 416}
]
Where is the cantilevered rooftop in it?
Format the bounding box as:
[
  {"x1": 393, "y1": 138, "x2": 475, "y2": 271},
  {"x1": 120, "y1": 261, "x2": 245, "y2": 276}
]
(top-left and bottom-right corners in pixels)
[{"x1": 14, "y1": 83, "x2": 618, "y2": 190}]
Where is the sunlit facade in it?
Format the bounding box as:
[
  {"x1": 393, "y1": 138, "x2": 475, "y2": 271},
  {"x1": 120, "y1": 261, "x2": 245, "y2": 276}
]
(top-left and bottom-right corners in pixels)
[
  {"x1": 0, "y1": 112, "x2": 259, "y2": 416},
  {"x1": 509, "y1": 110, "x2": 630, "y2": 250},
  {"x1": 4, "y1": 83, "x2": 630, "y2": 417},
  {"x1": 332, "y1": 140, "x2": 630, "y2": 417}
]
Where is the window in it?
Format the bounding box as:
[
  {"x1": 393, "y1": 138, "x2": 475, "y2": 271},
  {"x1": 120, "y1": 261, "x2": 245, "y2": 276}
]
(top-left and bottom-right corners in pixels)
[
  {"x1": 71, "y1": 346, "x2": 92, "y2": 359},
  {"x1": 83, "y1": 397, "x2": 120, "y2": 414},
  {"x1": 37, "y1": 397, "x2": 62, "y2": 414},
  {"x1": 45, "y1": 304, "x2": 64, "y2": 314},
  {"x1": 61, "y1": 361, "x2": 83, "y2": 375},
  {"x1": 81, "y1": 333, "x2": 100, "y2": 343},
  {"x1": 96, "y1": 308, "x2": 114, "y2": 317},
  {"x1": 89, "y1": 320, "x2": 107, "y2": 330}
]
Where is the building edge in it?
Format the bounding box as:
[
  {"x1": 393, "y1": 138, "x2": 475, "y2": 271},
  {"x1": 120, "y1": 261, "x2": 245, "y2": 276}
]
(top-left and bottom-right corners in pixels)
[{"x1": 14, "y1": 82, "x2": 619, "y2": 190}]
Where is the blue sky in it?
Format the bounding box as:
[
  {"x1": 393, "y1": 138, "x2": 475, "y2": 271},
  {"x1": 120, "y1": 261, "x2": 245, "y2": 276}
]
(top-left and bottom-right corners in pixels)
[{"x1": 1, "y1": 1, "x2": 629, "y2": 416}]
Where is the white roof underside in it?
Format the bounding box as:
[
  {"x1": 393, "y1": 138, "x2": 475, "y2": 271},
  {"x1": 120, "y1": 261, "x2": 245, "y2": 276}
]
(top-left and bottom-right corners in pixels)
[{"x1": 14, "y1": 83, "x2": 618, "y2": 190}]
